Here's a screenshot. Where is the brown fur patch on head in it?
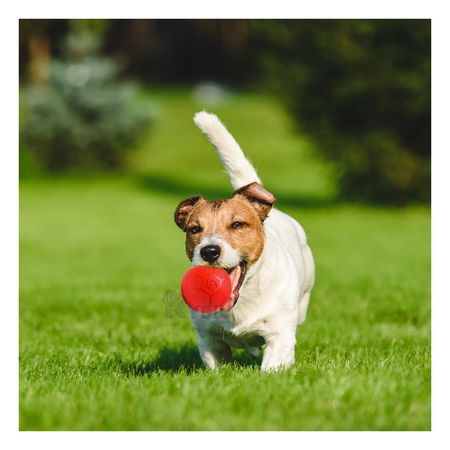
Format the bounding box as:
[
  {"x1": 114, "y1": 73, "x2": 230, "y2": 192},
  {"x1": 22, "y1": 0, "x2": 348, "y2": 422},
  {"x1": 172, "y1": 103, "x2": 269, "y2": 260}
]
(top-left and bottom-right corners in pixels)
[{"x1": 183, "y1": 196, "x2": 266, "y2": 265}]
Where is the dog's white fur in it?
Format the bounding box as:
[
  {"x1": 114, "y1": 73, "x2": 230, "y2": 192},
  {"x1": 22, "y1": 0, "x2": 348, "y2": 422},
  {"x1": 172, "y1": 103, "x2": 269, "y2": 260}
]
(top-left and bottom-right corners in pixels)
[{"x1": 189, "y1": 111, "x2": 315, "y2": 372}]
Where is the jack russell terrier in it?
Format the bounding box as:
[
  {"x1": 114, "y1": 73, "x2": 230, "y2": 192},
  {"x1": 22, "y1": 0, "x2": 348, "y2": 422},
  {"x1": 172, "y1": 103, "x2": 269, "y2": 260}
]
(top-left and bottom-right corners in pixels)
[{"x1": 174, "y1": 112, "x2": 315, "y2": 372}]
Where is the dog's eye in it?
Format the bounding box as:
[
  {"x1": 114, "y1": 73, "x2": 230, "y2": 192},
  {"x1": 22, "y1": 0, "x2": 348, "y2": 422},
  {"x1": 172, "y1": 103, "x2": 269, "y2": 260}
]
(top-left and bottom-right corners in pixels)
[
  {"x1": 189, "y1": 225, "x2": 202, "y2": 234},
  {"x1": 231, "y1": 221, "x2": 246, "y2": 229}
]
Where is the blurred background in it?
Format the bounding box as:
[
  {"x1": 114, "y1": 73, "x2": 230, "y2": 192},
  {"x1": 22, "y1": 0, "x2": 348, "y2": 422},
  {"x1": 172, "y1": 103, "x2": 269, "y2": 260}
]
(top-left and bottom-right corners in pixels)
[{"x1": 19, "y1": 19, "x2": 430, "y2": 204}]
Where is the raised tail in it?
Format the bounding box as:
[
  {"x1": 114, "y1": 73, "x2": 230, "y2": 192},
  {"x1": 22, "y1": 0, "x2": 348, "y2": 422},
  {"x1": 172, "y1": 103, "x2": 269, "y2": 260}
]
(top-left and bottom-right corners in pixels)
[{"x1": 193, "y1": 111, "x2": 262, "y2": 190}]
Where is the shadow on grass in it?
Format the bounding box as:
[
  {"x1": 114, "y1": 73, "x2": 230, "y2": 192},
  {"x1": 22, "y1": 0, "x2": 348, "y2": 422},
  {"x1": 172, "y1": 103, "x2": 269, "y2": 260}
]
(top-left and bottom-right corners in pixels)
[
  {"x1": 136, "y1": 173, "x2": 338, "y2": 209},
  {"x1": 116, "y1": 344, "x2": 261, "y2": 376}
]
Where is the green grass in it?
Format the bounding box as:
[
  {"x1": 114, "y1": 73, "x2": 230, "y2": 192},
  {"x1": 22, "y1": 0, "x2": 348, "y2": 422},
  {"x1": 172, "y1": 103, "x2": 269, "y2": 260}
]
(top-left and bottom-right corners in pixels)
[{"x1": 19, "y1": 88, "x2": 430, "y2": 430}]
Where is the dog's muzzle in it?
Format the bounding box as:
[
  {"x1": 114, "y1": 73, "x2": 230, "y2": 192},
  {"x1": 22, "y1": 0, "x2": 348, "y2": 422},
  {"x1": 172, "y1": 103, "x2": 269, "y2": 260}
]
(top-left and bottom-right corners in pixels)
[{"x1": 200, "y1": 245, "x2": 221, "y2": 263}]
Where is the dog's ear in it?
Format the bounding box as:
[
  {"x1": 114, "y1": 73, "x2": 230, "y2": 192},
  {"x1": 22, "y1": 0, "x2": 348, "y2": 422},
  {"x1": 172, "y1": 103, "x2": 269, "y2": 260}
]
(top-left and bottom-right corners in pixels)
[
  {"x1": 234, "y1": 182, "x2": 276, "y2": 221},
  {"x1": 174, "y1": 196, "x2": 204, "y2": 230}
]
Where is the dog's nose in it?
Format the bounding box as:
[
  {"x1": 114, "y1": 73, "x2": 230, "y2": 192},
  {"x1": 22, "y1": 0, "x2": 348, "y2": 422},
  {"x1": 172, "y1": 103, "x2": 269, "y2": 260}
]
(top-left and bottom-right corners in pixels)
[{"x1": 200, "y1": 245, "x2": 221, "y2": 263}]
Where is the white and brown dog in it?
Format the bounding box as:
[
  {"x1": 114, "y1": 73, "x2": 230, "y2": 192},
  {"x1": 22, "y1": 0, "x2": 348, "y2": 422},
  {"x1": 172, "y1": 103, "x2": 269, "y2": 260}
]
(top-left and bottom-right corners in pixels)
[{"x1": 174, "y1": 112, "x2": 315, "y2": 372}]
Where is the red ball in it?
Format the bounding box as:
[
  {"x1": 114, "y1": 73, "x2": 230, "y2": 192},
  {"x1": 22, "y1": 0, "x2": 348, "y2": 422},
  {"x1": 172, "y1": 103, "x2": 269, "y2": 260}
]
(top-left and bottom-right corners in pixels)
[{"x1": 181, "y1": 266, "x2": 232, "y2": 313}]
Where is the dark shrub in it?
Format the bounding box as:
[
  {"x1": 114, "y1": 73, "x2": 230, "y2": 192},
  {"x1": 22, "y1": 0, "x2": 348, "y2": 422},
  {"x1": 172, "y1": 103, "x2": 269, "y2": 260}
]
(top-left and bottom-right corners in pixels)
[{"x1": 252, "y1": 19, "x2": 431, "y2": 204}]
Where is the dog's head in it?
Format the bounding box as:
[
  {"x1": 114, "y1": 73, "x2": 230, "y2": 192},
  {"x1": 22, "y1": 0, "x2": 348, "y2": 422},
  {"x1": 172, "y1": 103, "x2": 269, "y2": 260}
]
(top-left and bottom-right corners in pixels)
[{"x1": 174, "y1": 182, "x2": 276, "y2": 311}]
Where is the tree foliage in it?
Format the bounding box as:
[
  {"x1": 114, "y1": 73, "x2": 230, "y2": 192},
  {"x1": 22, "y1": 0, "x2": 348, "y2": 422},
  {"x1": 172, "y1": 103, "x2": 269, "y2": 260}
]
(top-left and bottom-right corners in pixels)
[
  {"x1": 252, "y1": 20, "x2": 431, "y2": 204},
  {"x1": 21, "y1": 31, "x2": 153, "y2": 171}
]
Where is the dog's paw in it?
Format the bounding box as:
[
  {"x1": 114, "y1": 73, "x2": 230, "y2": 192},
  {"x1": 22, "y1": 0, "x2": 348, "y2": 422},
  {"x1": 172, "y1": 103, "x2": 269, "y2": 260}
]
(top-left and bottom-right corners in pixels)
[
  {"x1": 260, "y1": 357, "x2": 294, "y2": 372},
  {"x1": 260, "y1": 338, "x2": 295, "y2": 372}
]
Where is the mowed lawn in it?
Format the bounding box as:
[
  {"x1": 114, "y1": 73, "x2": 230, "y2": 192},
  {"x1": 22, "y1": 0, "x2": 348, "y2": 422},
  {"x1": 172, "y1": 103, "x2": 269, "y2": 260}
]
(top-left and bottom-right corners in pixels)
[{"x1": 19, "y1": 89, "x2": 431, "y2": 430}]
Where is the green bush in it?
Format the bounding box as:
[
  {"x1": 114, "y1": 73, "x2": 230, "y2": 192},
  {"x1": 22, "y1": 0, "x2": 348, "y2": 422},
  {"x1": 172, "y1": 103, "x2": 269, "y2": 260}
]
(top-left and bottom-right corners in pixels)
[
  {"x1": 253, "y1": 19, "x2": 431, "y2": 204},
  {"x1": 21, "y1": 32, "x2": 153, "y2": 171}
]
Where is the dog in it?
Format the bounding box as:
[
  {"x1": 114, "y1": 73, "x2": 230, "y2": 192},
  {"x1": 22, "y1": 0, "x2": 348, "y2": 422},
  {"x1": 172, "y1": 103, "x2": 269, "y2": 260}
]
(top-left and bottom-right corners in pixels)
[{"x1": 174, "y1": 112, "x2": 315, "y2": 372}]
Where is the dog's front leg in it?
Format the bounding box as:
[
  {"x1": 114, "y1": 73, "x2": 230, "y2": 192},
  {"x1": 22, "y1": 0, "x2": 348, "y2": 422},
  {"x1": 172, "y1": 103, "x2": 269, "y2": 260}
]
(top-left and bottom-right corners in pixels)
[
  {"x1": 260, "y1": 330, "x2": 296, "y2": 372},
  {"x1": 197, "y1": 334, "x2": 232, "y2": 370}
]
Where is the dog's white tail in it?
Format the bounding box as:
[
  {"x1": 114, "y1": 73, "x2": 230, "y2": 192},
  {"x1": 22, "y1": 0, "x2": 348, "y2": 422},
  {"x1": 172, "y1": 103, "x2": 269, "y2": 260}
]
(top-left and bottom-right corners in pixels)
[{"x1": 193, "y1": 111, "x2": 262, "y2": 190}]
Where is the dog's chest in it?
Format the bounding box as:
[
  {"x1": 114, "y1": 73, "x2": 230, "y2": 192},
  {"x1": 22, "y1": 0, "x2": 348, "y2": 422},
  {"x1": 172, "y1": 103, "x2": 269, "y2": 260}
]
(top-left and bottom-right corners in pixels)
[
  {"x1": 219, "y1": 329, "x2": 265, "y2": 349},
  {"x1": 190, "y1": 308, "x2": 267, "y2": 347},
  {"x1": 208, "y1": 314, "x2": 265, "y2": 348}
]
